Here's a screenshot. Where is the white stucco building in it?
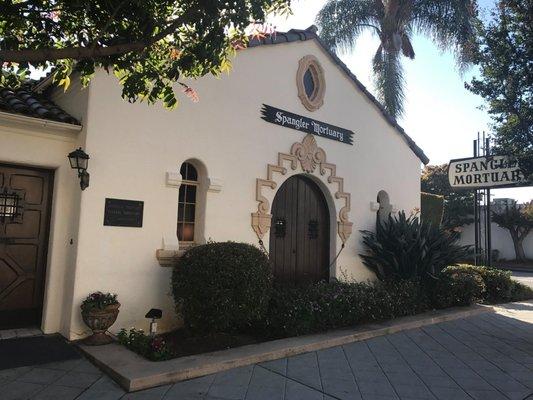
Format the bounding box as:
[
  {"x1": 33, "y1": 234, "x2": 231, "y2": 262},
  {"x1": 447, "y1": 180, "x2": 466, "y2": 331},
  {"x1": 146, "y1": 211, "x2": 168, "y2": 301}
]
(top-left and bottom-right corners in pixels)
[{"x1": 0, "y1": 27, "x2": 428, "y2": 339}]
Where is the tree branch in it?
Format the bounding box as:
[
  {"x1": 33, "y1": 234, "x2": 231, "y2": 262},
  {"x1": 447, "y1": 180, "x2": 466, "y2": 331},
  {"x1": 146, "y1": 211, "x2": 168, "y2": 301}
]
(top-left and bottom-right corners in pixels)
[
  {"x1": 0, "y1": 8, "x2": 195, "y2": 63},
  {"x1": 91, "y1": 0, "x2": 132, "y2": 50},
  {"x1": 518, "y1": 227, "x2": 531, "y2": 241}
]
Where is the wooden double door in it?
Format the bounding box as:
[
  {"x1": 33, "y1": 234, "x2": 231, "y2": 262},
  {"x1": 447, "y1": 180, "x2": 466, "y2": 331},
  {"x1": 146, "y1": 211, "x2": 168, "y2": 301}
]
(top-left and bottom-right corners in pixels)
[
  {"x1": 269, "y1": 175, "x2": 330, "y2": 284},
  {"x1": 0, "y1": 164, "x2": 54, "y2": 328}
]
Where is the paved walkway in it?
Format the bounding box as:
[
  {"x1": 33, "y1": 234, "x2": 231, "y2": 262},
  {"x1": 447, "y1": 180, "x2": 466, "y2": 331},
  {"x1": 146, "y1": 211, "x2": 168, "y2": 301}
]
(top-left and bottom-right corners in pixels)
[{"x1": 2, "y1": 302, "x2": 533, "y2": 400}]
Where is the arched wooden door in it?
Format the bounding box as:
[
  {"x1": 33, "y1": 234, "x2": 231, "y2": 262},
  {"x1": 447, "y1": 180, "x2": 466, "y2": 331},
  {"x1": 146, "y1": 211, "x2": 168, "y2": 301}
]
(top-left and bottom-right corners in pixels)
[{"x1": 269, "y1": 175, "x2": 330, "y2": 284}]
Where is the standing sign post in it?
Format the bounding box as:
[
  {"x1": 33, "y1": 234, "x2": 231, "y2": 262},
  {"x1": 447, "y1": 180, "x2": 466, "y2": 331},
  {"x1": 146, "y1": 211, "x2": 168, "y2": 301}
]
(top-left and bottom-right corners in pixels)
[
  {"x1": 485, "y1": 137, "x2": 492, "y2": 267},
  {"x1": 473, "y1": 139, "x2": 479, "y2": 266},
  {"x1": 450, "y1": 134, "x2": 531, "y2": 267}
]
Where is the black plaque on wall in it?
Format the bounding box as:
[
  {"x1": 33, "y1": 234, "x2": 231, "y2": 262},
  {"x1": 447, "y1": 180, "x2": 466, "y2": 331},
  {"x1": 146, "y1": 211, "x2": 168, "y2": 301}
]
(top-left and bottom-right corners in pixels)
[{"x1": 104, "y1": 198, "x2": 144, "y2": 227}]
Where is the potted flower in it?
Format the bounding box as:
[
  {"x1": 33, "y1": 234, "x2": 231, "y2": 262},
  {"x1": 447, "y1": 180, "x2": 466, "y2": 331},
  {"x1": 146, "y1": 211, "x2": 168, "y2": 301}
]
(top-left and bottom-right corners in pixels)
[{"x1": 81, "y1": 291, "x2": 120, "y2": 345}]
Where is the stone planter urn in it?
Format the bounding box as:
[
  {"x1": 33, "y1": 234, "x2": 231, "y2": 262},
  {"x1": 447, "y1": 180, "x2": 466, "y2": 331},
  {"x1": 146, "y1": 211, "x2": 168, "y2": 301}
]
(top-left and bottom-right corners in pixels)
[{"x1": 81, "y1": 302, "x2": 121, "y2": 346}]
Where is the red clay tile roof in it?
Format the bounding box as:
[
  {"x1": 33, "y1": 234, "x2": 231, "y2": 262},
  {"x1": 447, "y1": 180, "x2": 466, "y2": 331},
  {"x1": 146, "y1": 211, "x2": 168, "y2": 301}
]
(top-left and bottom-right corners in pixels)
[{"x1": 0, "y1": 87, "x2": 79, "y2": 126}]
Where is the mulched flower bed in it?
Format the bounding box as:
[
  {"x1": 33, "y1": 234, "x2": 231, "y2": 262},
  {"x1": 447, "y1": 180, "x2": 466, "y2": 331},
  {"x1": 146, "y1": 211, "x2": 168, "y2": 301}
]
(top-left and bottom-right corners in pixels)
[{"x1": 161, "y1": 330, "x2": 263, "y2": 358}]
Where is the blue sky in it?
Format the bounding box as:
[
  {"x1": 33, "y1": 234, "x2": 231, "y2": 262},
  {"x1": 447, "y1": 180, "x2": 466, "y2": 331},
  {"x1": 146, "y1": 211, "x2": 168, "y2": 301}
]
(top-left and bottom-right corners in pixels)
[{"x1": 271, "y1": 0, "x2": 532, "y2": 203}]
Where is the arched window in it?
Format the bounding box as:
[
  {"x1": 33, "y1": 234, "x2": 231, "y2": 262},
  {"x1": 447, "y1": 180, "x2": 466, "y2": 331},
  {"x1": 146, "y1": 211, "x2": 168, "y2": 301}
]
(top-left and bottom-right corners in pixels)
[{"x1": 177, "y1": 162, "x2": 198, "y2": 242}]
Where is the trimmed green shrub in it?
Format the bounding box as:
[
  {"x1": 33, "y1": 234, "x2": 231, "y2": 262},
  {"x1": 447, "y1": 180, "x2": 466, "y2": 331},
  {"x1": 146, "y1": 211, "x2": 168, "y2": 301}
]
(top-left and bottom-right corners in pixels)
[
  {"x1": 434, "y1": 266, "x2": 485, "y2": 308},
  {"x1": 373, "y1": 279, "x2": 431, "y2": 319},
  {"x1": 172, "y1": 242, "x2": 272, "y2": 333},
  {"x1": 262, "y1": 279, "x2": 429, "y2": 338},
  {"x1": 360, "y1": 211, "x2": 470, "y2": 281},
  {"x1": 421, "y1": 192, "x2": 444, "y2": 226},
  {"x1": 510, "y1": 281, "x2": 533, "y2": 301},
  {"x1": 442, "y1": 264, "x2": 533, "y2": 304},
  {"x1": 450, "y1": 265, "x2": 513, "y2": 303}
]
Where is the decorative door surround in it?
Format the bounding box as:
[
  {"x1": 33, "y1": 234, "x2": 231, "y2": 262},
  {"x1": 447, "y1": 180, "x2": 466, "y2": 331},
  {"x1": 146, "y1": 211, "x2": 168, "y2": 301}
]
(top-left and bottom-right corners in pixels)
[{"x1": 252, "y1": 134, "x2": 353, "y2": 244}]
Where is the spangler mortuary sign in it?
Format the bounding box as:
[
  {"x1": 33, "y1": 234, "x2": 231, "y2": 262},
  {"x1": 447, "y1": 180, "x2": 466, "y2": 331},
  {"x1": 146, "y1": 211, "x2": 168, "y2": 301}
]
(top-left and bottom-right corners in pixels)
[
  {"x1": 448, "y1": 155, "x2": 530, "y2": 189},
  {"x1": 261, "y1": 104, "x2": 354, "y2": 145}
]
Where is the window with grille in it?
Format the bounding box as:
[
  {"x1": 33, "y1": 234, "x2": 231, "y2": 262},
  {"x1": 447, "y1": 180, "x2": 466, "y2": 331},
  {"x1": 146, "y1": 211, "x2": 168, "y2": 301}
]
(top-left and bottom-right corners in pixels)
[
  {"x1": 177, "y1": 162, "x2": 198, "y2": 242},
  {"x1": 0, "y1": 188, "x2": 22, "y2": 223}
]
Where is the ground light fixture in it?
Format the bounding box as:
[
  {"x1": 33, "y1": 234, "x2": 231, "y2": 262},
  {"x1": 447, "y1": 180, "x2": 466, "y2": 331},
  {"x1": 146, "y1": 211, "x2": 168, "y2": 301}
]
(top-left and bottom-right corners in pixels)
[
  {"x1": 68, "y1": 147, "x2": 90, "y2": 190},
  {"x1": 145, "y1": 308, "x2": 162, "y2": 337}
]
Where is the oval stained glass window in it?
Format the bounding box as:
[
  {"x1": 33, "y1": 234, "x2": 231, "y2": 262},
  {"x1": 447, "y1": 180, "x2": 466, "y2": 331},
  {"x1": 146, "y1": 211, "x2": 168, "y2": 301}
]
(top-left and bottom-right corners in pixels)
[
  {"x1": 303, "y1": 68, "x2": 316, "y2": 99},
  {"x1": 297, "y1": 55, "x2": 325, "y2": 111}
]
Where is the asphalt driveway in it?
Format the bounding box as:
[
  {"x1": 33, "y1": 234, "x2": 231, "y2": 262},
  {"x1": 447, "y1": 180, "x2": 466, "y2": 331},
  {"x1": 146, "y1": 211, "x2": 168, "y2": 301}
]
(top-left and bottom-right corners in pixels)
[{"x1": 1, "y1": 301, "x2": 533, "y2": 400}]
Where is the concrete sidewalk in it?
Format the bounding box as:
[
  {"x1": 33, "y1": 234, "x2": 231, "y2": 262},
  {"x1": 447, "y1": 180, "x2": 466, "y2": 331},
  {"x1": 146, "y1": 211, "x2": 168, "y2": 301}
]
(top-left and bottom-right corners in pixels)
[
  {"x1": 2, "y1": 301, "x2": 533, "y2": 399},
  {"x1": 79, "y1": 305, "x2": 493, "y2": 392}
]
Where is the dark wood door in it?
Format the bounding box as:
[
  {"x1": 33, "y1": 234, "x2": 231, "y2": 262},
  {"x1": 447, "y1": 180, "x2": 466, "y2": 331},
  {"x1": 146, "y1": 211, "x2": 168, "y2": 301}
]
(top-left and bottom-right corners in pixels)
[
  {"x1": 269, "y1": 175, "x2": 330, "y2": 284},
  {"x1": 0, "y1": 164, "x2": 54, "y2": 328}
]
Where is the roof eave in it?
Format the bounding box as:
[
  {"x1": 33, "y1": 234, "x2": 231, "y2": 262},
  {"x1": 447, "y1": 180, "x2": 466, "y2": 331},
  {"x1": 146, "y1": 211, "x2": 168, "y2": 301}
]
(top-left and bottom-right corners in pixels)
[
  {"x1": 32, "y1": 72, "x2": 55, "y2": 93},
  {"x1": 0, "y1": 110, "x2": 82, "y2": 133}
]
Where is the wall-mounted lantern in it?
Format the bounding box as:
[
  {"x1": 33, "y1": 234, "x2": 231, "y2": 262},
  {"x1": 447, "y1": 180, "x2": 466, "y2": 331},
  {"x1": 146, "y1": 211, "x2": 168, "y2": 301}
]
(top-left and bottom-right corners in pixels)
[{"x1": 68, "y1": 147, "x2": 90, "y2": 190}]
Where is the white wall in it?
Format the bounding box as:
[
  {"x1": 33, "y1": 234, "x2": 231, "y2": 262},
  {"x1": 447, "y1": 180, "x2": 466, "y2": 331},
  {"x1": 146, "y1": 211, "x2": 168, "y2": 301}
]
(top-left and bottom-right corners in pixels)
[
  {"x1": 460, "y1": 222, "x2": 533, "y2": 260},
  {"x1": 56, "y1": 39, "x2": 423, "y2": 340}
]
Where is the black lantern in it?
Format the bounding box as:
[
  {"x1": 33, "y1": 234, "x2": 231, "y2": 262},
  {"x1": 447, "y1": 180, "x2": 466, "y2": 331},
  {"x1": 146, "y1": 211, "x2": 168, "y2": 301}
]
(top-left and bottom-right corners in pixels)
[
  {"x1": 145, "y1": 308, "x2": 162, "y2": 337},
  {"x1": 68, "y1": 147, "x2": 90, "y2": 190}
]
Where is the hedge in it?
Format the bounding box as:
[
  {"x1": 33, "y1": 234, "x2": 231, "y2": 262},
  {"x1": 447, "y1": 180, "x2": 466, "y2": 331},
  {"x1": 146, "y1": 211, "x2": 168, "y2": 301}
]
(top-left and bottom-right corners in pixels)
[
  {"x1": 172, "y1": 242, "x2": 272, "y2": 333},
  {"x1": 261, "y1": 279, "x2": 430, "y2": 338},
  {"x1": 171, "y1": 242, "x2": 533, "y2": 339},
  {"x1": 433, "y1": 266, "x2": 486, "y2": 308},
  {"x1": 446, "y1": 264, "x2": 533, "y2": 304}
]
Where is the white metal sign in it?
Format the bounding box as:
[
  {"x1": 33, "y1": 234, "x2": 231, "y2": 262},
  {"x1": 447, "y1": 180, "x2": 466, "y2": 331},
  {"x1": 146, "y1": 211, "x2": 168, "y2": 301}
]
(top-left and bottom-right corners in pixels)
[{"x1": 448, "y1": 155, "x2": 529, "y2": 189}]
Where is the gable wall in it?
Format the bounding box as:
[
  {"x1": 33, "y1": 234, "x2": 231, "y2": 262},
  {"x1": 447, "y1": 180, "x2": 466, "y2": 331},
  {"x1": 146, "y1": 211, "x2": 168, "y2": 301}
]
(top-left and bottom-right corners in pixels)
[{"x1": 58, "y1": 39, "x2": 422, "y2": 339}]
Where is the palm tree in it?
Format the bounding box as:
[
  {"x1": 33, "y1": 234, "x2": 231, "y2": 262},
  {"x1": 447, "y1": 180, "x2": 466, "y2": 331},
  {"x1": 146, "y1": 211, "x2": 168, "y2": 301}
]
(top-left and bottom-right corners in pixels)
[{"x1": 317, "y1": 0, "x2": 478, "y2": 119}]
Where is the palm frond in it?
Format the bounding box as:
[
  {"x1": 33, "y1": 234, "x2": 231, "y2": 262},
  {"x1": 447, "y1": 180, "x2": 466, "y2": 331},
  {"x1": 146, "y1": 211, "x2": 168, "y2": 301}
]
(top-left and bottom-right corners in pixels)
[
  {"x1": 401, "y1": 34, "x2": 415, "y2": 58},
  {"x1": 373, "y1": 44, "x2": 384, "y2": 66},
  {"x1": 316, "y1": 0, "x2": 383, "y2": 52},
  {"x1": 373, "y1": 49, "x2": 405, "y2": 119},
  {"x1": 411, "y1": 0, "x2": 478, "y2": 71}
]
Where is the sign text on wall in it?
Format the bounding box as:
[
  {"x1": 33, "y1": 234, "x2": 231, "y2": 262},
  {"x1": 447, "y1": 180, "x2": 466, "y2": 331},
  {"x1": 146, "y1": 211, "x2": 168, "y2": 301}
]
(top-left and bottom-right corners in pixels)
[{"x1": 260, "y1": 104, "x2": 354, "y2": 145}]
